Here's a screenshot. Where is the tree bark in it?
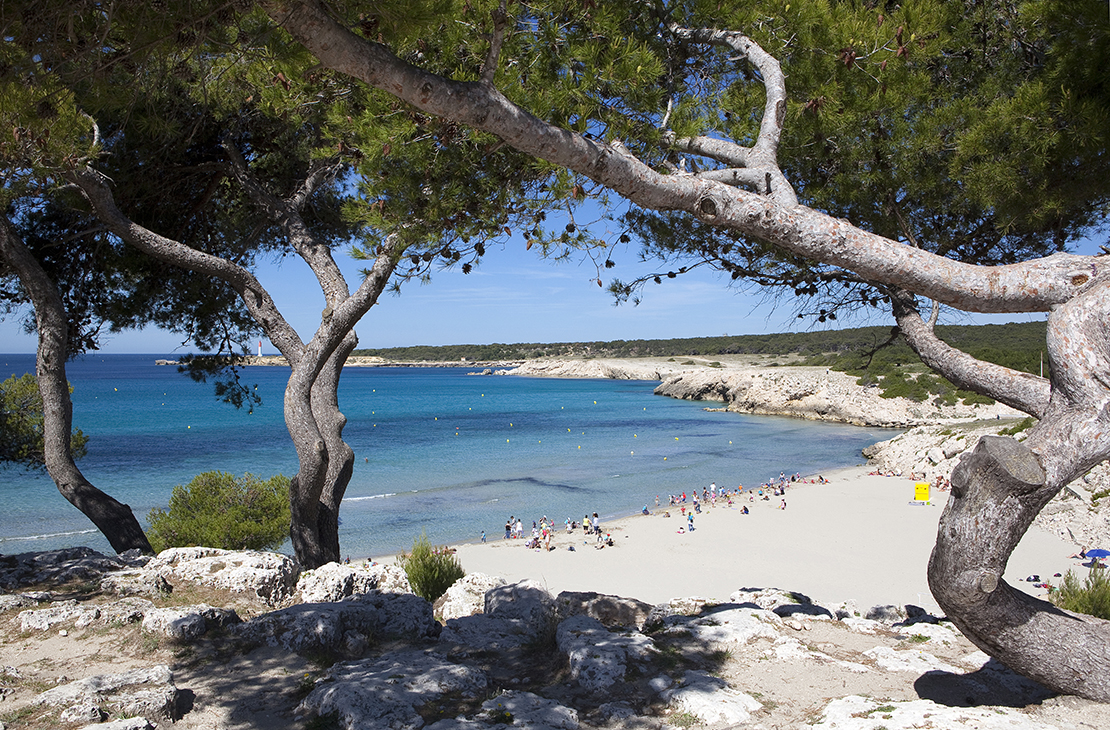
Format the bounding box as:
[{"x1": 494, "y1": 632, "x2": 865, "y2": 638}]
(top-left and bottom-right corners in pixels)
[
  {"x1": 0, "y1": 219, "x2": 154, "y2": 554},
  {"x1": 312, "y1": 331, "x2": 358, "y2": 562}
]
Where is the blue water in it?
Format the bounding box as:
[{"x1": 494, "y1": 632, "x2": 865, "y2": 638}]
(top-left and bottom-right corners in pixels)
[{"x1": 0, "y1": 354, "x2": 897, "y2": 558}]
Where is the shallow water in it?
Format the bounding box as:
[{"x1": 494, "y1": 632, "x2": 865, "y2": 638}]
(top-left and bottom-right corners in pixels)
[{"x1": 0, "y1": 354, "x2": 897, "y2": 557}]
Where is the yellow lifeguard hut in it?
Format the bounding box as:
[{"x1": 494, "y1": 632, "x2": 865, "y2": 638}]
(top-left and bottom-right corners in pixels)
[{"x1": 914, "y1": 482, "x2": 931, "y2": 503}]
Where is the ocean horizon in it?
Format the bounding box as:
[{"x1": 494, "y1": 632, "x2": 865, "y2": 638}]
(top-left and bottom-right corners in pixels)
[{"x1": 0, "y1": 354, "x2": 898, "y2": 559}]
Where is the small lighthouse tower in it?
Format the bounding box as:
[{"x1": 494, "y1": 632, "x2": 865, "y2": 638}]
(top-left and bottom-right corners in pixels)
[{"x1": 258, "y1": 340, "x2": 263, "y2": 357}]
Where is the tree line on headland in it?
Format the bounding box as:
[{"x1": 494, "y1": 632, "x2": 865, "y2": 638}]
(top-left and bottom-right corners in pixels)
[{"x1": 354, "y1": 320, "x2": 1048, "y2": 376}]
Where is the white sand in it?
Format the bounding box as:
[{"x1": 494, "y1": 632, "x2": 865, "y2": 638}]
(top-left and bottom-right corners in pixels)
[{"x1": 450, "y1": 467, "x2": 1082, "y2": 614}]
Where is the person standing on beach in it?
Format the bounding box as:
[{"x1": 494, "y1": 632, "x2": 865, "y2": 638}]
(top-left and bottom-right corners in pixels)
[
  {"x1": 505, "y1": 520, "x2": 511, "y2": 539},
  {"x1": 482, "y1": 531, "x2": 486, "y2": 543}
]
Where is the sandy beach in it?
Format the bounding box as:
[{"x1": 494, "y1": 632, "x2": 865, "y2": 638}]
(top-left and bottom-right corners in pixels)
[{"x1": 446, "y1": 466, "x2": 1081, "y2": 614}]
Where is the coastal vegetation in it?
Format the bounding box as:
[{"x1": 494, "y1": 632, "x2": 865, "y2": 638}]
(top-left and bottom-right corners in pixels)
[
  {"x1": 0, "y1": 373, "x2": 87, "y2": 467},
  {"x1": 398, "y1": 532, "x2": 467, "y2": 603},
  {"x1": 146, "y1": 471, "x2": 291, "y2": 553},
  {"x1": 353, "y1": 321, "x2": 1048, "y2": 372},
  {"x1": 1054, "y1": 569, "x2": 1110, "y2": 622}
]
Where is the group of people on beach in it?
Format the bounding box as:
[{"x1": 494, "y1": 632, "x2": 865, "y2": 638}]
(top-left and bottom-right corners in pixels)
[
  {"x1": 491, "y1": 470, "x2": 826, "y2": 549},
  {"x1": 500, "y1": 511, "x2": 613, "y2": 551}
]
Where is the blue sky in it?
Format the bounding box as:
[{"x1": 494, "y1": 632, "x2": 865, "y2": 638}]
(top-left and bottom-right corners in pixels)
[{"x1": 2, "y1": 229, "x2": 1099, "y2": 356}]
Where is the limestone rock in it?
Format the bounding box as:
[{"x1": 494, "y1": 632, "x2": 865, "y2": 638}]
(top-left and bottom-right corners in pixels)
[
  {"x1": 729, "y1": 586, "x2": 834, "y2": 618},
  {"x1": 438, "y1": 614, "x2": 542, "y2": 653},
  {"x1": 439, "y1": 580, "x2": 557, "y2": 653},
  {"x1": 863, "y1": 646, "x2": 963, "y2": 674},
  {"x1": 100, "y1": 569, "x2": 172, "y2": 598},
  {"x1": 655, "y1": 368, "x2": 1021, "y2": 429},
  {"x1": 145, "y1": 547, "x2": 299, "y2": 606},
  {"x1": 864, "y1": 604, "x2": 907, "y2": 623},
  {"x1": 33, "y1": 665, "x2": 179, "y2": 722},
  {"x1": 99, "y1": 597, "x2": 155, "y2": 626},
  {"x1": 894, "y1": 621, "x2": 959, "y2": 644},
  {"x1": 297, "y1": 650, "x2": 488, "y2": 730},
  {"x1": 811, "y1": 695, "x2": 1059, "y2": 729},
  {"x1": 236, "y1": 591, "x2": 436, "y2": 653},
  {"x1": 556, "y1": 614, "x2": 655, "y2": 692},
  {"x1": 660, "y1": 671, "x2": 762, "y2": 725},
  {"x1": 475, "y1": 691, "x2": 578, "y2": 730},
  {"x1": 554, "y1": 590, "x2": 653, "y2": 630},
  {"x1": 434, "y1": 573, "x2": 506, "y2": 621},
  {"x1": 77, "y1": 719, "x2": 156, "y2": 730},
  {"x1": 141, "y1": 604, "x2": 239, "y2": 642},
  {"x1": 643, "y1": 596, "x2": 714, "y2": 628},
  {"x1": 297, "y1": 561, "x2": 412, "y2": 603},
  {"x1": 485, "y1": 579, "x2": 556, "y2": 625},
  {"x1": 655, "y1": 606, "x2": 780, "y2": 650},
  {"x1": 0, "y1": 547, "x2": 127, "y2": 590},
  {"x1": 367, "y1": 563, "x2": 413, "y2": 594},
  {"x1": 19, "y1": 599, "x2": 100, "y2": 631},
  {"x1": 0, "y1": 593, "x2": 47, "y2": 612}
]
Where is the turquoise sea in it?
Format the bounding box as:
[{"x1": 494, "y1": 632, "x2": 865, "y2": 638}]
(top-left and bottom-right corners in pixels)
[{"x1": 0, "y1": 354, "x2": 897, "y2": 558}]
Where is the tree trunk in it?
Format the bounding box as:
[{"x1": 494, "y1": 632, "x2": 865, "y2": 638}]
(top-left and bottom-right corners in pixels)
[
  {"x1": 70, "y1": 165, "x2": 400, "y2": 569},
  {"x1": 927, "y1": 279, "x2": 1110, "y2": 701},
  {"x1": 284, "y1": 351, "x2": 331, "y2": 568},
  {"x1": 312, "y1": 331, "x2": 358, "y2": 562},
  {"x1": 929, "y1": 436, "x2": 1110, "y2": 701},
  {"x1": 0, "y1": 220, "x2": 153, "y2": 555}
]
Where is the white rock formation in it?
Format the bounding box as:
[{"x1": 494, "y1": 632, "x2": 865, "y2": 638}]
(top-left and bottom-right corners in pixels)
[
  {"x1": 655, "y1": 367, "x2": 1021, "y2": 428},
  {"x1": 33, "y1": 665, "x2": 179, "y2": 723},
  {"x1": 235, "y1": 591, "x2": 436, "y2": 653},
  {"x1": 811, "y1": 695, "x2": 1060, "y2": 729},
  {"x1": 140, "y1": 604, "x2": 239, "y2": 642},
  {"x1": 433, "y1": 573, "x2": 506, "y2": 621},
  {"x1": 296, "y1": 561, "x2": 412, "y2": 603},
  {"x1": 145, "y1": 547, "x2": 299, "y2": 606},
  {"x1": 555, "y1": 614, "x2": 655, "y2": 692},
  {"x1": 660, "y1": 671, "x2": 763, "y2": 725},
  {"x1": 297, "y1": 650, "x2": 489, "y2": 730}
]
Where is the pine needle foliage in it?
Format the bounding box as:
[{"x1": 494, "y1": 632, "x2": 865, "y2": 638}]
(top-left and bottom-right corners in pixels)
[
  {"x1": 0, "y1": 373, "x2": 88, "y2": 468},
  {"x1": 398, "y1": 532, "x2": 465, "y2": 602},
  {"x1": 1053, "y1": 568, "x2": 1110, "y2": 621},
  {"x1": 147, "y1": 471, "x2": 291, "y2": 553}
]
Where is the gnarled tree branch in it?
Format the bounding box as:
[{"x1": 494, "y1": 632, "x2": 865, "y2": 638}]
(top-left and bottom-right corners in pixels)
[
  {"x1": 891, "y1": 289, "x2": 1052, "y2": 418},
  {"x1": 261, "y1": 1, "x2": 1108, "y2": 315}
]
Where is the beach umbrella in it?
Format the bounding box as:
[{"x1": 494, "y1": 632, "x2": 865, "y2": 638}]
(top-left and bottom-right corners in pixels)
[{"x1": 1085, "y1": 549, "x2": 1110, "y2": 559}]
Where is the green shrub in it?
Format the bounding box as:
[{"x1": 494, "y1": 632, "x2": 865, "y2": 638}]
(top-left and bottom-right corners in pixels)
[
  {"x1": 398, "y1": 532, "x2": 465, "y2": 602},
  {"x1": 147, "y1": 471, "x2": 290, "y2": 553},
  {"x1": 1053, "y1": 568, "x2": 1110, "y2": 620}
]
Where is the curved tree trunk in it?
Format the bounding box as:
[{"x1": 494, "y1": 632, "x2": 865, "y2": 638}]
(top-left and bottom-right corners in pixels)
[
  {"x1": 71, "y1": 164, "x2": 400, "y2": 570},
  {"x1": 312, "y1": 331, "x2": 358, "y2": 562},
  {"x1": 0, "y1": 220, "x2": 153, "y2": 554},
  {"x1": 925, "y1": 279, "x2": 1110, "y2": 701}
]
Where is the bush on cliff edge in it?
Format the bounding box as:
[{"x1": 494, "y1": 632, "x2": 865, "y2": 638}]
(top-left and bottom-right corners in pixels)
[{"x1": 147, "y1": 471, "x2": 291, "y2": 553}]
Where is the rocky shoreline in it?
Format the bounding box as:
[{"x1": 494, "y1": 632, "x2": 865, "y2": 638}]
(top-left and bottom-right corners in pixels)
[{"x1": 3, "y1": 546, "x2": 1109, "y2": 730}]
